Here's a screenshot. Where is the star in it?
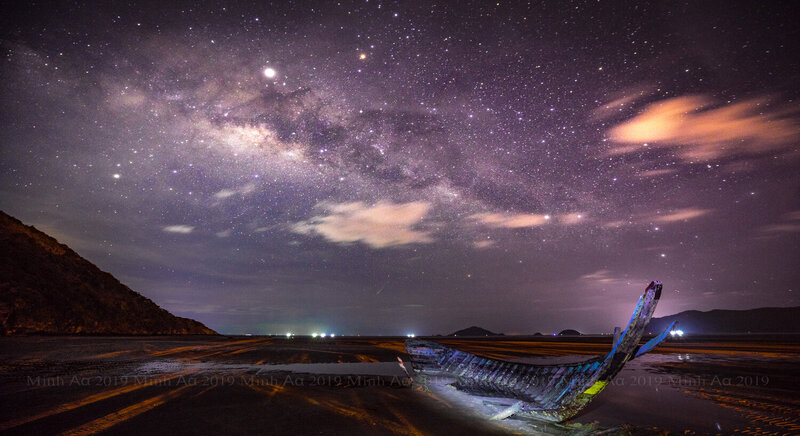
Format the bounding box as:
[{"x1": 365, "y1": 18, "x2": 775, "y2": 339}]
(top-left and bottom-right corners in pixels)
[{"x1": 2, "y1": 0, "x2": 798, "y2": 337}]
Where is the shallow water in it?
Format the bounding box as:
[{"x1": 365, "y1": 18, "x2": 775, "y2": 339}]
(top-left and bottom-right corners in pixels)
[
  {"x1": 135, "y1": 360, "x2": 408, "y2": 377},
  {"x1": 1, "y1": 335, "x2": 798, "y2": 435}
]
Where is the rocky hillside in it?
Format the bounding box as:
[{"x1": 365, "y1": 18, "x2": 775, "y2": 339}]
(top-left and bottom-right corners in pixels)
[{"x1": 0, "y1": 211, "x2": 216, "y2": 335}]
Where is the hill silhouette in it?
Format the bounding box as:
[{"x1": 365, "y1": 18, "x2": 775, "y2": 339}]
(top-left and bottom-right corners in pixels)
[
  {"x1": 449, "y1": 326, "x2": 503, "y2": 337},
  {"x1": 648, "y1": 306, "x2": 800, "y2": 334},
  {"x1": 558, "y1": 329, "x2": 581, "y2": 336},
  {"x1": 0, "y1": 211, "x2": 216, "y2": 335}
]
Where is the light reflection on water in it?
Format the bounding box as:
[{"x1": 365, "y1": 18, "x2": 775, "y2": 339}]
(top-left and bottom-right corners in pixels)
[
  {"x1": 134, "y1": 360, "x2": 407, "y2": 376},
  {"x1": 575, "y1": 352, "x2": 800, "y2": 434},
  {"x1": 415, "y1": 351, "x2": 800, "y2": 435}
]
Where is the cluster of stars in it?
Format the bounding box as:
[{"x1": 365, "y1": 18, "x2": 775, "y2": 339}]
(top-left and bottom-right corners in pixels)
[{"x1": 1, "y1": 0, "x2": 798, "y2": 334}]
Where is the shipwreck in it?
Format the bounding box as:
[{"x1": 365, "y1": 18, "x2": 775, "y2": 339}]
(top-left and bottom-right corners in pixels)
[{"x1": 404, "y1": 281, "x2": 675, "y2": 422}]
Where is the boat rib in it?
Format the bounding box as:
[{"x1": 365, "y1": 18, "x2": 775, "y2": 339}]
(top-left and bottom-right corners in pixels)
[{"x1": 405, "y1": 281, "x2": 675, "y2": 421}]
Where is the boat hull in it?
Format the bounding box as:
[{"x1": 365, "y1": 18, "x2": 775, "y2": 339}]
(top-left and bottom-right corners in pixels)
[{"x1": 405, "y1": 281, "x2": 673, "y2": 421}]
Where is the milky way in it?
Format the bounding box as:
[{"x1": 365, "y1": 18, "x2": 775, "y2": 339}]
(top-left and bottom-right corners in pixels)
[{"x1": 1, "y1": 1, "x2": 799, "y2": 335}]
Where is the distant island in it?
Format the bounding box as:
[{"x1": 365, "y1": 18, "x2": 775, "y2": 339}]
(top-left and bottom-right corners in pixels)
[
  {"x1": 649, "y1": 306, "x2": 800, "y2": 334},
  {"x1": 438, "y1": 306, "x2": 800, "y2": 338},
  {"x1": 449, "y1": 326, "x2": 503, "y2": 337},
  {"x1": 558, "y1": 329, "x2": 581, "y2": 336},
  {"x1": 0, "y1": 211, "x2": 216, "y2": 335}
]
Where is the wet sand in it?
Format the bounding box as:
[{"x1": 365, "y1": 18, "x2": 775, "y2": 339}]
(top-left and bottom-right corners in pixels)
[{"x1": 1, "y1": 335, "x2": 798, "y2": 435}]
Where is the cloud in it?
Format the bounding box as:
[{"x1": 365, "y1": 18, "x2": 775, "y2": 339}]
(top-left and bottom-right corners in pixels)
[
  {"x1": 469, "y1": 212, "x2": 587, "y2": 228},
  {"x1": 469, "y1": 212, "x2": 551, "y2": 228},
  {"x1": 473, "y1": 240, "x2": 495, "y2": 248},
  {"x1": 651, "y1": 208, "x2": 712, "y2": 223},
  {"x1": 637, "y1": 168, "x2": 677, "y2": 178},
  {"x1": 471, "y1": 209, "x2": 705, "y2": 232},
  {"x1": 580, "y1": 269, "x2": 616, "y2": 283},
  {"x1": 592, "y1": 95, "x2": 642, "y2": 120},
  {"x1": 291, "y1": 201, "x2": 434, "y2": 248},
  {"x1": 213, "y1": 189, "x2": 237, "y2": 199},
  {"x1": 758, "y1": 211, "x2": 800, "y2": 233},
  {"x1": 163, "y1": 225, "x2": 195, "y2": 234},
  {"x1": 760, "y1": 224, "x2": 800, "y2": 233},
  {"x1": 559, "y1": 213, "x2": 587, "y2": 225},
  {"x1": 607, "y1": 95, "x2": 800, "y2": 161},
  {"x1": 212, "y1": 183, "x2": 255, "y2": 201},
  {"x1": 578, "y1": 270, "x2": 644, "y2": 289},
  {"x1": 602, "y1": 208, "x2": 710, "y2": 228},
  {"x1": 591, "y1": 85, "x2": 654, "y2": 121}
]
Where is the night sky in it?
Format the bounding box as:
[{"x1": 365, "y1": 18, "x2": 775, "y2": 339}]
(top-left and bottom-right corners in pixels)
[{"x1": 2, "y1": 1, "x2": 798, "y2": 335}]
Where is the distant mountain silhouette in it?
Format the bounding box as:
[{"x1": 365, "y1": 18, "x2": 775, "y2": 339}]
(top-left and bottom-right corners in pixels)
[
  {"x1": 558, "y1": 329, "x2": 581, "y2": 336},
  {"x1": 0, "y1": 211, "x2": 216, "y2": 335},
  {"x1": 648, "y1": 306, "x2": 800, "y2": 334},
  {"x1": 449, "y1": 326, "x2": 503, "y2": 337}
]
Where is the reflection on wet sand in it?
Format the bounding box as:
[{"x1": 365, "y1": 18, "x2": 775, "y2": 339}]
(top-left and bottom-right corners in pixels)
[
  {"x1": 61, "y1": 384, "x2": 195, "y2": 436},
  {"x1": 0, "y1": 370, "x2": 197, "y2": 431},
  {"x1": 647, "y1": 355, "x2": 800, "y2": 434}
]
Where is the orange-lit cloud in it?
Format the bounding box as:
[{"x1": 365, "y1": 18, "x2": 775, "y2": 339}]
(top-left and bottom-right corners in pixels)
[
  {"x1": 607, "y1": 95, "x2": 800, "y2": 161},
  {"x1": 602, "y1": 220, "x2": 628, "y2": 228},
  {"x1": 469, "y1": 212, "x2": 588, "y2": 228},
  {"x1": 652, "y1": 208, "x2": 712, "y2": 223},
  {"x1": 559, "y1": 212, "x2": 587, "y2": 225},
  {"x1": 602, "y1": 208, "x2": 711, "y2": 228},
  {"x1": 473, "y1": 240, "x2": 495, "y2": 248},
  {"x1": 469, "y1": 212, "x2": 551, "y2": 228},
  {"x1": 638, "y1": 168, "x2": 677, "y2": 178},
  {"x1": 580, "y1": 269, "x2": 617, "y2": 283},
  {"x1": 292, "y1": 201, "x2": 434, "y2": 248}
]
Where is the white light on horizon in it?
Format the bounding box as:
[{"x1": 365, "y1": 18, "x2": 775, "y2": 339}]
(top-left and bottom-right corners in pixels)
[{"x1": 669, "y1": 329, "x2": 684, "y2": 337}]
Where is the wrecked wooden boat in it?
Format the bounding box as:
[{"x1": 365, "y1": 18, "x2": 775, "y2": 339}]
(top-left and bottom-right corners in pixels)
[{"x1": 404, "y1": 281, "x2": 675, "y2": 422}]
